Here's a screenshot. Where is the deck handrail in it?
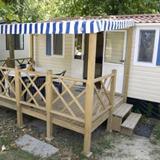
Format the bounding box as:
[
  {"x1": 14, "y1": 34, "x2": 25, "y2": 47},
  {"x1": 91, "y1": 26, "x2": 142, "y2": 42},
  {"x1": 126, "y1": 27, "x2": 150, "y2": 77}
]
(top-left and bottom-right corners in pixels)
[
  {"x1": 92, "y1": 70, "x2": 117, "y2": 132},
  {"x1": 0, "y1": 57, "x2": 33, "y2": 67},
  {"x1": 94, "y1": 73, "x2": 114, "y2": 83},
  {"x1": 0, "y1": 57, "x2": 32, "y2": 62}
]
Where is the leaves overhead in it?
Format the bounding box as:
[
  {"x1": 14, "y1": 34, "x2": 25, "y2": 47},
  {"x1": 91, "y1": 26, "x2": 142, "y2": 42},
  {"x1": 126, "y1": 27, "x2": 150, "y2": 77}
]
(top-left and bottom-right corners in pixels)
[
  {"x1": 0, "y1": 0, "x2": 160, "y2": 22},
  {"x1": 0, "y1": 0, "x2": 59, "y2": 22},
  {"x1": 56, "y1": 0, "x2": 160, "y2": 17}
]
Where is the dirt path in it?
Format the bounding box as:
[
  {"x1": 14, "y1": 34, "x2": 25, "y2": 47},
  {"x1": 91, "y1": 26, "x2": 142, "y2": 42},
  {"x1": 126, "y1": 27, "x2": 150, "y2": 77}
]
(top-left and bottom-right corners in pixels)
[{"x1": 101, "y1": 135, "x2": 160, "y2": 160}]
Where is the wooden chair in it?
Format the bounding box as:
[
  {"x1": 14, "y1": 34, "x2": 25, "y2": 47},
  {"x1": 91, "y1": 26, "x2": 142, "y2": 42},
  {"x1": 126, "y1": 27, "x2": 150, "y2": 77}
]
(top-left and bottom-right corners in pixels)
[
  {"x1": 53, "y1": 70, "x2": 66, "y2": 93},
  {"x1": 23, "y1": 70, "x2": 66, "y2": 101},
  {"x1": 19, "y1": 64, "x2": 27, "y2": 69},
  {"x1": 0, "y1": 70, "x2": 4, "y2": 92},
  {"x1": 23, "y1": 76, "x2": 46, "y2": 101}
]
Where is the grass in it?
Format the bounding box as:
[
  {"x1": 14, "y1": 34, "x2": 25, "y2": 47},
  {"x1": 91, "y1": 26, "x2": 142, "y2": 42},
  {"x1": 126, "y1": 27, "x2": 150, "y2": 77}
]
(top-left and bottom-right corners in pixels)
[
  {"x1": 0, "y1": 149, "x2": 40, "y2": 160},
  {"x1": 0, "y1": 146, "x2": 60, "y2": 160},
  {"x1": 153, "y1": 123, "x2": 160, "y2": 143},
  {"x1": 0, "y1": 130, "x2": 114, "y2": 160},
  {"x1": 0, "y1": 107, "x2": 115, "y2": 159},
  {"x1": 92, "y1": 133, "x2": 114, "y2": 155},
  {"x1": 0, "y1": 129, "x2": 60, "y2": 160}
]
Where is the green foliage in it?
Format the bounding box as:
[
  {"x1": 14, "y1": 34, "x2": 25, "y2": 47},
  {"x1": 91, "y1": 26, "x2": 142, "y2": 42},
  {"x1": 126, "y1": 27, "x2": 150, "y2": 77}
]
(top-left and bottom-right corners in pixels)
[
  {"x1": 56, "y1": 0, "x2": 160, "y2": 17},
  {"x1": 153, "y1": 123, "x2": 160, "y2": 142},
  {"x1": 92, "y1": 134, "x2": 114, "y2": 155},
  {"x1": 1, "y1": 0, "x2": 159, "y2": 23},
  {"x1": 0, "y1": 0, "x2": 59, "y2": 22}
]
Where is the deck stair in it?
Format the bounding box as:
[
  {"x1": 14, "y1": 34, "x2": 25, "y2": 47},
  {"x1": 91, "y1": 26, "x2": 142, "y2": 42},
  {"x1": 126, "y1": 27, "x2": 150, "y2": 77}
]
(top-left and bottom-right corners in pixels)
[{"x1": 112, "y1": 103, "x2": 142, "y2": 135}]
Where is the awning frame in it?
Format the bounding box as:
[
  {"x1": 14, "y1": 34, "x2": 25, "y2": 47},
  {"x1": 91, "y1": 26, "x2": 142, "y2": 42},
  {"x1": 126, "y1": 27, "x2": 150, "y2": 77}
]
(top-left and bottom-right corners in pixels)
[{"x1": 0, "y1": 19, "x2": 135, "y2": 35}]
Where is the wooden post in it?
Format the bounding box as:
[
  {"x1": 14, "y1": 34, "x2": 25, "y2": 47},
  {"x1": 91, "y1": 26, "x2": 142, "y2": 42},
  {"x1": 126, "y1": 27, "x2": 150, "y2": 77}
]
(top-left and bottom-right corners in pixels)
[
  {"x1": 123, "y1": 28, "x2": 133, "y2": 102},
  {"x1": 8, "y1": 35, "x2": 15, "y2": 68},
  {"x1": 15, "y1": 66, "x2": 23, "y2": 127},
  {"x1": 83, "y1": 33, "x2": 97, "y2": 157},
  {"x1": 107, "y1": 69, "x2": 117, "y2": 132},
  {"x1": 30, "y1": 35, "x2": 34, "y2": 60},
  {"x1": 46, "y1": 70, "x2": 53, "y2": 141}
]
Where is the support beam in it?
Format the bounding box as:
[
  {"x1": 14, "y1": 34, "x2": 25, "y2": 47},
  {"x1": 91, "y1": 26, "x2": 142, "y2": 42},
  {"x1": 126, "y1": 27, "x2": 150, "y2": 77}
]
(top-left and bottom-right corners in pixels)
[
  {"x1": 15, "y1": 67, "x2": 23, "y2": 127},
  {"x1": 30, "y1": 35, "x2": 34, "y2": 61},
  {"x1": 123, "y1": 28, "x2": 133, "y2": 102},
  {"x1": 46, "y1": 70, "x2": 54, "y2": 141},
  {"x1": 107, "y1": 69, "x2": 117, "y2": 132},
  {"x1": 83, "y1": 33, "x2": 97, "y2": 157}
]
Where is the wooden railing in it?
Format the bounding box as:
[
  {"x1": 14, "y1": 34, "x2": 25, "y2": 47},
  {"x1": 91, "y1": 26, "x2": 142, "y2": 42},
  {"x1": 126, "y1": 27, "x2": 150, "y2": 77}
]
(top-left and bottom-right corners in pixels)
[
  {"x1": 0, "y1": 67, "x2": 16, "y2": 100},
  {"x1": 18, "y1": 70, "x2": 47, "y2": 110},
  {"x1": 93, "y1": 70, "x2": 117, "y2": 131},
  {"x1": 50, "y1": 74, "x2": 87, "y2": 123},
  {"x1": 0, "y1": 58, "x2": 33, "y2": 67},
  {"x1": 0, "y1": 66, "x2": 116, "y2": 137}
]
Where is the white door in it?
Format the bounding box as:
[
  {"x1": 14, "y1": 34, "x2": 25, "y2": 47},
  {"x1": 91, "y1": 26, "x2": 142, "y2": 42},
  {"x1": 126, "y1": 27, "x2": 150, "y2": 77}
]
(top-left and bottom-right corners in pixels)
[
  {"x1": 71, "y1": 34, "x2": 84, "y2": 79},
  {"x1": 102, "y1": 31, "x2": 127, "y2": 94}
]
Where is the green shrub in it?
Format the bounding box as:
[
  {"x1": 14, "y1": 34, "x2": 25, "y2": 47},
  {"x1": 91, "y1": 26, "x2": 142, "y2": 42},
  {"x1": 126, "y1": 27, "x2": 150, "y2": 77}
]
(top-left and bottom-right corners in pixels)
[{"x1": 153, "y1": 123, "x2": 160, "y2": 142}]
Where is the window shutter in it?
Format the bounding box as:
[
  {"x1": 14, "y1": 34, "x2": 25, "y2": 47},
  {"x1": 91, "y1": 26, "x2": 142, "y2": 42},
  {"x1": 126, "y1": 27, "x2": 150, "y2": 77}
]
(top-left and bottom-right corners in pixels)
[
  {"x1": 46, "y1": 34, "x2": 51, "y2": 56},
  {"x1": 156, "y1": 35, "x2": 160, "y2": 66}
]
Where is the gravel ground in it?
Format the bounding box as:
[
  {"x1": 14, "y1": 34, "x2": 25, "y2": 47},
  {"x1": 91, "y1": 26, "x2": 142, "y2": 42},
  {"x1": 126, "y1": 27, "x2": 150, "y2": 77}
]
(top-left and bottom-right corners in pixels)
[
  {"x1": 0, "y1": 106, "x2": 112, "y2": 159},
  {"x1": 0, "y1": 106, "x2": 159, "y2": 160},
  {"x1": 101, "y1": 134, "x2": 160, "y2": 160}
]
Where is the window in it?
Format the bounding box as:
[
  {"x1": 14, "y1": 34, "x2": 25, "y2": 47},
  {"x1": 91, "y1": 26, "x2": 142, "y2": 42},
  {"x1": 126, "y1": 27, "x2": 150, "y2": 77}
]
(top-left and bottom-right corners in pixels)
[
  {"x1": 104, "y1": 32, "x2": 125, "y2": 64},
  {"x1": 46, "y1": 34, "x2": 64, "y2": 56},
  {"x1": 134, "y1": 27, "x2": 160, "y2": 67},
  {"x1": 138, "y1": 30, "x2": 155, "y2": 63},
  {"x1": 74, "y1": 34, "x2": 83, "y2": 59},
  {"x1": 53, "y1": 34, "x2": 63, "y2": 56},
  {"x1": 6, "y1": 35, "x2": 24, "y2": 50}
]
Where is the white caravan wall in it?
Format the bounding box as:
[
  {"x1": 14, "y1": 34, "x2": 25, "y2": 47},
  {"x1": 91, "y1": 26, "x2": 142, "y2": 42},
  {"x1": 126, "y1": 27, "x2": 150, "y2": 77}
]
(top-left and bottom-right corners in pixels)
[
  {"x1": 128, "y1": 26, "x2": 160, "y2": 103},
  {"x1": 34, "y1": 34, "x2": 73, "y2": 76}
]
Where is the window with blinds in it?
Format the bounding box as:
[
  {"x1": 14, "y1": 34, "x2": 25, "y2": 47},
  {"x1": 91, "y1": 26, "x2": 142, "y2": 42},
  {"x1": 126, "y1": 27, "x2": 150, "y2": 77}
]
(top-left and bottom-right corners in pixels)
[
  {"x1": 6, "y1": 35, "x2": 24, "y2": 50},
  {"x1": 46, "y1": 34, "x2": 63, "y2": 56},
  {"x1": 138, "y1": 30, "x2": 155, "y2": 63},
  {"x1": 104, "y1": 32, "x2": 125, "y2": 64},
  {"x1": 53, "y1": 34, "x2": 63, "y2": 56}
]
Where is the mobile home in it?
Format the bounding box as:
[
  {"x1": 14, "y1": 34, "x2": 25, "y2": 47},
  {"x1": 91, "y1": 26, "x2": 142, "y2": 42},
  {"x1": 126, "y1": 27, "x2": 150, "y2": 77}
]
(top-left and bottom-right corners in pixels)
[
  {"x1": 34, "y1": 14, "x2": 160, "y2": 104},
  {"x1": 0, "y1": 14, "x2": 159, "y2": 156}
]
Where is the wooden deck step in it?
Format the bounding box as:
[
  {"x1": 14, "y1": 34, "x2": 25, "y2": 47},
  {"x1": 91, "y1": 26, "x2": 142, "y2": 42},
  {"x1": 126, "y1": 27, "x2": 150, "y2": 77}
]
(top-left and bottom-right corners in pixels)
[
  {"x1": 113, "y1": 103, "x2": 133, "y2": 118},
  {"x1": 112, "y1": 103, "x2": 133, "y2": 132},
  {"x1": 121, "y1": 112, "x2": 142, "y2": 136}
]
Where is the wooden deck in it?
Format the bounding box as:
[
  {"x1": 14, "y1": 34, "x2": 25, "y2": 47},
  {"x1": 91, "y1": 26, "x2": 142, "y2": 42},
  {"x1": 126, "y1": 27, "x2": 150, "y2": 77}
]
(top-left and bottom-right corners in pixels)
[
  {"x1": 0, "y1": 66, "x2": 121, "y2": 135},
  {"x1": 0, "y1": 93, "x2": 122, "y2": 134}
]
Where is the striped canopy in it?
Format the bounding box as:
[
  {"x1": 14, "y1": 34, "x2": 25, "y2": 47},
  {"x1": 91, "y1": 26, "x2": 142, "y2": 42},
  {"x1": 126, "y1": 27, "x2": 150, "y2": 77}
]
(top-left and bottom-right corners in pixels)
[{"x1": 0, "y1": 19, "x2": 134, "y2": 34}]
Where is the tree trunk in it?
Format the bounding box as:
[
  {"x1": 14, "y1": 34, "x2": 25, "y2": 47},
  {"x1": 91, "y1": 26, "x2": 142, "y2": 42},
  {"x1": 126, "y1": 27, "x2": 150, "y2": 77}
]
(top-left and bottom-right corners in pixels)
[{"x1": 8, "y1": 34, "x2": 15, "y2": 68}]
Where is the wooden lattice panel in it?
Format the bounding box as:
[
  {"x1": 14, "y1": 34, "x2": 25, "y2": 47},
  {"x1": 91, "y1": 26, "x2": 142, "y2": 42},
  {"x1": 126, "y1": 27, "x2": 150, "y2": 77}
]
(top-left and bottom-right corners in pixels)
[
  {"x1": 19, "y1": 70, "x2": 46, "y2": 109},
  {"x1": 51, "y1": 76, "x2": 86, "y2": 123},
  {"x1": 0, "y1": 67, "x2": 16, "y2": 99},
  {"x1": 93, "y1": 74, "x2": 113, "y2": 120}
]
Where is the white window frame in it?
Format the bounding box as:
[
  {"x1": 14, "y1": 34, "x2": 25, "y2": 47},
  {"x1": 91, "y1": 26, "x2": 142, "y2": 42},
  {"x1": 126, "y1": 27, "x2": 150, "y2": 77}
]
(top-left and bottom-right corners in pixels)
[
  {"x1": 134, "y1": 26, "x2": 159, "y2": 67},
  {"x1": 72, "y1": 34, "x2": 85, "y2": 60},
  {"x1": 51, "y1": 34, "x2": 65, "y2": 58},
  {"x1": 103, "y1": 30, "x2": 127, "y2": 64}
]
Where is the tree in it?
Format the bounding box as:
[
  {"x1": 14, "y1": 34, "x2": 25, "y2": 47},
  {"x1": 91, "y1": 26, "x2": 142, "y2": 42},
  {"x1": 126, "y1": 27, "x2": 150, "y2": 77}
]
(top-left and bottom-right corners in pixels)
[
  {"x1": 55, "y1": 0, "x2": 160, "y2": 17},
  {"x1": 0, "y1": 0, "x2": 57, "y2": 67},
  {"x1": 0, "y1": 0, "x2": 16, "y2": 67}
]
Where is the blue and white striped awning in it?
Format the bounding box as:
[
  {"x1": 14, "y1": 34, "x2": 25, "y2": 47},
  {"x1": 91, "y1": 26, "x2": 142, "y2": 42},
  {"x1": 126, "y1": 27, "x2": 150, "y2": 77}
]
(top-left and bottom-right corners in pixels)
[{"x1": 0, "y1": 19, "x2": 134, "y2": 34}]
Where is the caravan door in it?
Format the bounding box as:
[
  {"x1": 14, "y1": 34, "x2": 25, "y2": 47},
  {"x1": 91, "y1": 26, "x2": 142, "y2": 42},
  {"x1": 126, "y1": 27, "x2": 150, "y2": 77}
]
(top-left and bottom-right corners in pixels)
[{"x1": 103, "y1": 31, "x2": 127, "y2": 94}]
